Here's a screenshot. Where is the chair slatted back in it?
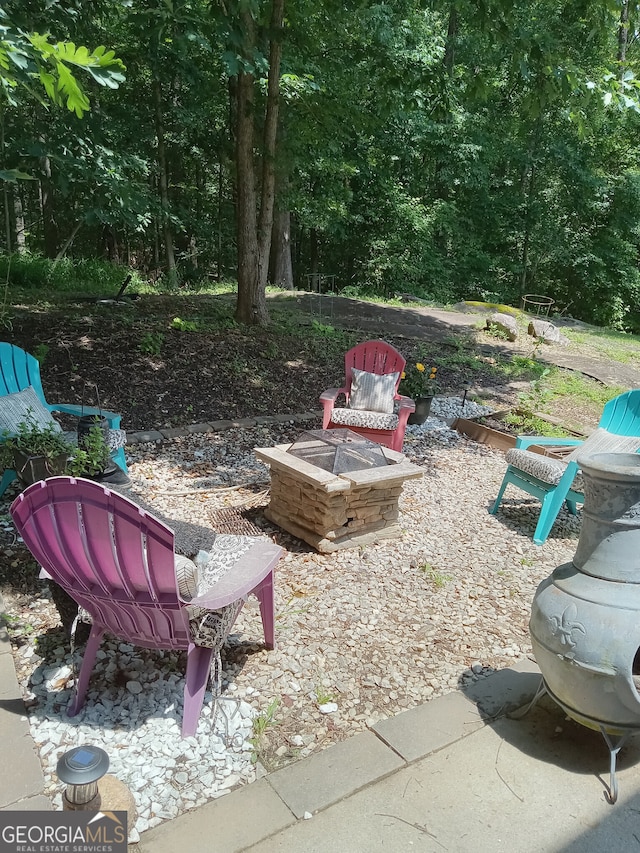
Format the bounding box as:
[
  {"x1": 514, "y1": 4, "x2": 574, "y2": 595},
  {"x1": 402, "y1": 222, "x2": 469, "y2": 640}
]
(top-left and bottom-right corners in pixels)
[
  {"x1": 11, "y1": 477, "x2": 190, "y2": 650},
  {"x1": 599, "y1": 390, "x2": 640, "y2": 437},
  {"x1": 0, "y1": 343, "x2": 49, "y2": 406},
  {"x1": 343, "y1": 340, "x2": 406, "y2": 395}
]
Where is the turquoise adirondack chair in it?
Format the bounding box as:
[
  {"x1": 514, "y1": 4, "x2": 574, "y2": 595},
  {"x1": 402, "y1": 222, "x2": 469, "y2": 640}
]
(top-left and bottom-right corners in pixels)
[
  {"x1": 490, "y1": 390, "x2": 640, "y2": 545},
  {"x1": 0, "y1": 343, "x2": 128, "y2": 497}
]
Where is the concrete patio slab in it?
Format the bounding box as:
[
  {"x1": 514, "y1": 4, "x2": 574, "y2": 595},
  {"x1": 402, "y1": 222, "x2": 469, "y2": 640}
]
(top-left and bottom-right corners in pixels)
[
  {"x1": 243, "y1": 697, "x2": 640, "y2": 853},
  {"x1": 137, "y1": 779, "x2": 295, "y2": 853},
  {"x1": 0, "y1": 612, "x2": 49, "y2": 811},
  {"x1": 372, "y1": 689, "x2": 484, "y2": 763},
  {"x1": 266, "y1": 730, "x2": 405, "y2": 819}
]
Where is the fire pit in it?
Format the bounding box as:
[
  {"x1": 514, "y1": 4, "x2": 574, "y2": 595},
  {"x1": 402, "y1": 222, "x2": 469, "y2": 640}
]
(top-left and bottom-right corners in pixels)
[
  {"x1": 255, "y1": 429, "x2": 424, "y2": 552},
  {"x1": 529, "y1": 451, "x2": 640, "y2": 803}
]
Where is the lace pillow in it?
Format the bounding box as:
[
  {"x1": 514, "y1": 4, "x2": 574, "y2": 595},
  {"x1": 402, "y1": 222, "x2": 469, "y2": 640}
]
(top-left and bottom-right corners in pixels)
[
  {"x1": 0, "y1": 386, "x2": 61, "y2": 435},
  {"x1": 349, "y1": 368, "x2": 399, "y2": 414},
  {"x1": 175, "y1": 554, "x2": 199, "y2": 600}
]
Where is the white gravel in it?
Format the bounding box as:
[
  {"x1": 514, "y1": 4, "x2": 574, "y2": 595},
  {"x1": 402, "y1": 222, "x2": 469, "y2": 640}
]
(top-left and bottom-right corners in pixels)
[{"x1": 4, "y1": 403, "x2": 581, "y2": 838}]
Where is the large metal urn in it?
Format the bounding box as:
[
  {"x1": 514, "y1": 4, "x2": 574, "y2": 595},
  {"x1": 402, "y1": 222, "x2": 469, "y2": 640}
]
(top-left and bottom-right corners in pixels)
[{"x1": 529, "y1": 452, "x2": 640, "y2": 802}]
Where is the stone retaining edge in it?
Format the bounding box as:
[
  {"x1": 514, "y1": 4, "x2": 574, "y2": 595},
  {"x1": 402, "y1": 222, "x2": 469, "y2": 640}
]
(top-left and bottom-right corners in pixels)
[{"x1": 125, "y1": 411, "x2": 323, "y2": 445}]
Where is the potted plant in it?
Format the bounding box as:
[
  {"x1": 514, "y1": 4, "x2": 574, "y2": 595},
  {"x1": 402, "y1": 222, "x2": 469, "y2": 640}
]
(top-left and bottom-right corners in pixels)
[
  {"x1": 66, "y1": 421, "x2": 110, "y2": 478},
  {"x1": 1, "y1": 415, "x2": 111, "y2": 487},
  {"x1": 0, "y1": 413, "x2": 74, "y2": 486},
  {"x1": 400, "y1": 362, "x2": 438, "y2": 425}
]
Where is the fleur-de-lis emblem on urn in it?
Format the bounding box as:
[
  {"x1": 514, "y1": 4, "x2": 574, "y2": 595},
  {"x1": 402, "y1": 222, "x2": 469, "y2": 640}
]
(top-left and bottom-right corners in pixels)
[{"x1": 549, "y1": 604, "x2": 586, "y2": 653}]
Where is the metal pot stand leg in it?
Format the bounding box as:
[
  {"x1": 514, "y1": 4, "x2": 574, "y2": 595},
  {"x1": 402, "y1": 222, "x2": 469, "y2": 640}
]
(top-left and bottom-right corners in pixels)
[{"x1": 507, "y1": 675, "x2": 632, "y2": 804}]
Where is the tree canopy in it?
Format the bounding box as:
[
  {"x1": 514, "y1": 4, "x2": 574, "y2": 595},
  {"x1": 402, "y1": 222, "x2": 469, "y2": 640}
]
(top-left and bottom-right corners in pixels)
[{"x1": 4, "y1": 0, "x2": 640, "y2": 329}]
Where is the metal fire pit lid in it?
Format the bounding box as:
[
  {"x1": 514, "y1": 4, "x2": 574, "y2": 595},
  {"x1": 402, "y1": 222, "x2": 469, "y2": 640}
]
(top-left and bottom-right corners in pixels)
[{"x1": 286, "y1": 428, "x2": 391, "y2": 474}]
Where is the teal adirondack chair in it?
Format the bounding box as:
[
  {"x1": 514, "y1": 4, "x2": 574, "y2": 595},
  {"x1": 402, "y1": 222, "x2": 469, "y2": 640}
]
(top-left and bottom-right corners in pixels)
[
  {"x1": 490, "y1": 390, "x2": 640, "y2": 545},
  {"x1": 0, "y1": 343, "x2": 128, "y2": 497}
]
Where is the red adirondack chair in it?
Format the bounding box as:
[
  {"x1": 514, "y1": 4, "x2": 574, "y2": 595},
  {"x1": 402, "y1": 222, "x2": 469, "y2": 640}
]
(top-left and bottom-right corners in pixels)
[
  {"x1": 10, "y1": 477, "x2": 282, "y2": 737},
  {"x1": 320, "y1": 340, "x2": 415, "y2": 452}
]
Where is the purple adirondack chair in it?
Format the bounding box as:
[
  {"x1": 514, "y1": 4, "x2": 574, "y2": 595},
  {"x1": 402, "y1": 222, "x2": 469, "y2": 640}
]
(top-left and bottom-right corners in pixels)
[{"x1": 10, "y1": 476, "x2": 282, "y2": 737}]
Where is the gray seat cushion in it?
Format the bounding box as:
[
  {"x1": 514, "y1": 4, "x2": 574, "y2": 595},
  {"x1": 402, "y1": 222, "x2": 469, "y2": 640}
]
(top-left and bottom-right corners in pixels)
[
  {"x1": 505, "y1": 448, "x2": 584, "y2": 491},
  {"x1": 330, "y1": 407, "x2": 399, "y2": 431},
  {"x1": 63, "y1": 428, "x2": 127, "y2": 451}
]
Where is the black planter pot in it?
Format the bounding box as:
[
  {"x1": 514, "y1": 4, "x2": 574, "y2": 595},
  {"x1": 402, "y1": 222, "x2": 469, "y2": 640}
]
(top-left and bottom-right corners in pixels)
[
  {"x1": 77, "y1": 415, "x2": 110, "y2": 446},
  {"x1": 13, "y1": 449, "x2": 69, "y2": 486},
  {"x1": 407, "y1": 396, "x2": 434, "y2": 426}
]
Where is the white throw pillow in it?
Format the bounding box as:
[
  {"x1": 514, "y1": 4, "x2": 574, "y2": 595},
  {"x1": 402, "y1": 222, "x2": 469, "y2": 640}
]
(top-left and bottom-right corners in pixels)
[
  {"x1": 175, "y1": 554, "x2": 199, "y2": 601},
  {"x1": 0, "y1": 386, "x2": 62, "y2": 435},
  {"x1": 348, "y1": 368, "x2": 399, "y2": 414}
]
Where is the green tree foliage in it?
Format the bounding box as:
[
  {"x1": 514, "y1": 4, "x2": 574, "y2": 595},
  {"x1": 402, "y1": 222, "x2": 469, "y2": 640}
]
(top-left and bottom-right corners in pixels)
[
  {"x1": 0, "y1": 5, "x2": 124, "y2": 117},
  {"x1": 3, "y1": 0, "x2": 640, "y2": 329}
]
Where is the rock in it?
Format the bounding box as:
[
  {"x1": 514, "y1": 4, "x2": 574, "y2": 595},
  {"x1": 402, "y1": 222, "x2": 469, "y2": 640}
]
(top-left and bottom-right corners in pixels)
[
  {"x1": 486, "y1": 312, "x2": 518, "y2": 341},
  {"x1": 318, "y1": 702, "x2": 338, "y2": 714},
  {"x1": 528, "y1": 319, "x2": 569, "y2": 345}
]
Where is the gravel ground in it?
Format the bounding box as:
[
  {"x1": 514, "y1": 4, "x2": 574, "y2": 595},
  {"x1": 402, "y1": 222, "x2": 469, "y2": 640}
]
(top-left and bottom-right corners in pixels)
[{"x1": 0, "y1": 402, "x2": 582, "y2": 837}]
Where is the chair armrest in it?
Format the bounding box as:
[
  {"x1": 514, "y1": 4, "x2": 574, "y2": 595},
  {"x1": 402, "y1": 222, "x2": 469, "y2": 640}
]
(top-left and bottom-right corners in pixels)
[
  {"x1": 395, "y1": 394, "x2": 416, "y2": 413},
  {"x1": 185, "y1": 543, "x2": 282, "y2": 609},
  {"x1": 320, "y1": 388, "x2": 348, "y2": 429},
  {"x1": 320, "y1": 387, "x2": 347, "y2": 405},
  {"x1": 515, "y1": 436, "x2": 582, "y2": 450},
  {"x1": 48, "y1": 403, "x2": 122, "y2": 431}
]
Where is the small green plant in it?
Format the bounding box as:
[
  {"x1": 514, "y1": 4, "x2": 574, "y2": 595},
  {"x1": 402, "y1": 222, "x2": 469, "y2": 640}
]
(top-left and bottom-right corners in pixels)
[
  {"x1": 484, "y1": 322, "x2": 513, "y2": 341},
  {"x1": 228, "y1": 354, "x2": 248, "y2": 376},
  {"x1": 261, "y1": 340, "x2": 281, "y2": 359},
  {"x1": 314, "y1": 683, "x2": 335, "y2": 706},
  {"x1": 32, "y1": 343, "x2": 49, "y2": 364},
  {"x1": 310, "y1": 320, "x2": 337, "y2": 336},
  {"x1": 419, "y1": 562, "x2": 453, "y2": 589},
  {"x1": 1, "y1": 414, "x2": 110, "y2": 481},
  {"x1": 249, "y1": 698, "x2": 280, "y2": 764},
  {"x1": 66, "y1": 423, "x2": 110, "y2": 477},
  {"x1": 0, "y1": 412, "x2": 73, "y2": 475},
  {"x1": 171, "y1": 316, "x2": 198, "y2": 332},
  {"x1": 139, "y1": 331, "x2": 164, "y2": 356}
]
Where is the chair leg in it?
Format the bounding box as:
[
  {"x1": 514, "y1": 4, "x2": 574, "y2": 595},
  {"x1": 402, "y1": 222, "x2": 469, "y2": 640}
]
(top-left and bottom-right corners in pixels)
[
  {"x1": 68, "y1": 624, "x2": 105, "y2": 717},
  {"x1": 0, "y1": 467, "x2": 17, "y2": 498},
  {"x1": 183, "y1": 643, "x2": 215, "y2": 737},
  {"x1": 111, "y1": 446, "x2": 128, "y2": 473},
  {"x1": 565, "y1": 499, "x2": 578, "y2": 516},
  {"x1": 253, "y1": 572, "x2": 276, "y2": 650},
  {"x1": 490, "y1": 470, "x2": 511, "y2": 515},
  {"x1": 533, "y1": 488, "x2": 568, "y2": 545}
]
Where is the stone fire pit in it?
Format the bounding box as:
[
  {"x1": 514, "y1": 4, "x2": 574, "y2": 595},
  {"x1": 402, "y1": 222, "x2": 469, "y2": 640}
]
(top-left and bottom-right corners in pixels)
[{"x1": 255, "y1": 429, "x2": 424, "y2": 552}]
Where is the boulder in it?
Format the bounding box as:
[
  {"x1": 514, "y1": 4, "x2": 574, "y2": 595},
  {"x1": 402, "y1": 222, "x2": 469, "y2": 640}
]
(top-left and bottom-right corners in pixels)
[
  {"x1": 486, "y1": 312, "x2": 518, "y2": 341},
  {"x1": 528, "y1": 319, "x2": 569, "y2": 346}
]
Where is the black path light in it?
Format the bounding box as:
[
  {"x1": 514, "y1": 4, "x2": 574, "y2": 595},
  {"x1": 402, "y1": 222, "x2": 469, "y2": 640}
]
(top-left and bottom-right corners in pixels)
[{"x1": 56, "y1": 745, "x2": 110, "y2": 807}]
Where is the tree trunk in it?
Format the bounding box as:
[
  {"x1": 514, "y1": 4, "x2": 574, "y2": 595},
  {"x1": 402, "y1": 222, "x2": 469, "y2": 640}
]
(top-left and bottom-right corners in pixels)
[
  {"x1": 153, "y1": 79, "x2": 177, "y2": 285},
  {"x1": 40, "y1": 150, "x2": 58, "y2": 258},
  {"x1": 519, "y1": 160, "x2": 536, "y2": 296},
  {"x1": 234, "y1": 64, "x2": 262, "y2": 324},
  {"x1": 443, "y1": 4, "x2": 458, "y2": 76},
  {"x1": 618, "y1": 1, "x2": 629, "y2": 73},
  {"x1": 270, "y1": 207, "x2": 294, "y2": 289},
  {"x1": 309, "y1": 228, "x2": 319, "y2": 280},
  {"x1": 13, "y1": 191, "x2": 26, "y2": 254},
  {"x1": 234, "y1": 0, "x2": 285, "y2": 325}
]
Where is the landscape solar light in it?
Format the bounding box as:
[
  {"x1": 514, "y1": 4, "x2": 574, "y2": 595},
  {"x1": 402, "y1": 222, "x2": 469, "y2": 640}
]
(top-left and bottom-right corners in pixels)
[{"x1": 56, "y1": 745, "x2": 110, "y2": 807}]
